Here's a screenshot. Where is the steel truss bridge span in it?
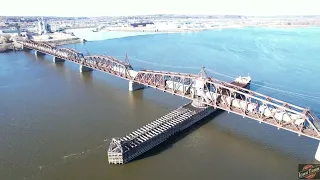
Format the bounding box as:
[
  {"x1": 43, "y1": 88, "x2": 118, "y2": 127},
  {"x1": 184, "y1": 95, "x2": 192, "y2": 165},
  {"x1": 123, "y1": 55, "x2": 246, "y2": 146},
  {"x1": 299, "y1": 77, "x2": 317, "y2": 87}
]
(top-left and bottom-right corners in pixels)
[{"x1": 18, "y1": 39, "x2": 320, "y2": 160}]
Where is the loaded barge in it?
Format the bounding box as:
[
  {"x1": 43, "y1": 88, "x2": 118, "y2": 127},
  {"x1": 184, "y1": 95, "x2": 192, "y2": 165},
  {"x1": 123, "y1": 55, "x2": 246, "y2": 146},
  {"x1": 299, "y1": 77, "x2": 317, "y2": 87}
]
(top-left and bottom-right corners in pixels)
[{"x1": 107, "y1": 76, "x2": 251, "y2": 164}]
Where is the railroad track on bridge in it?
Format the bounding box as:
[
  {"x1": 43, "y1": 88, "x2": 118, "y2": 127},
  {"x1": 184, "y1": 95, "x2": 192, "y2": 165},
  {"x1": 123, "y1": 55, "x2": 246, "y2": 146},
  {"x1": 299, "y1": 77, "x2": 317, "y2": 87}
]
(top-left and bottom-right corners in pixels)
[{"x1": 17, "y1": 39, "x2": 320, "y2": 161}]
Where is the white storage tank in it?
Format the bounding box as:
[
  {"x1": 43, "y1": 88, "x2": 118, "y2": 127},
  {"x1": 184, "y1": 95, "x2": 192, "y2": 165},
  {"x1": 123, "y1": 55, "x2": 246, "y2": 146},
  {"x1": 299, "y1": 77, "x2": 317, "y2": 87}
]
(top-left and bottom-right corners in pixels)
[
  {"x1": 231, "y1": 99, "x2": 246, "y2": 109},
  {"x1": 205, "y1": 92, "x2": 219, "y2": 101},
  {"x1": 274, "y1": 112, "x2": 285, "y2": 121},
  {"x1": 259, "y1": 105, "x2": 273, "y2": 117},
  {"x1": 231, "y1": 99, "x2": 257, "y2": 112},
  {"x1": 166, "y1": 80, "x2": 190, "y2": 93},
  {"x1": 281, "y1": 113, "x2": 292, "y2": 122},
  {"x1": 294, "y1": 118, "x2": 305, "y2": 126},
  {"x1": 194, "y1": 79, "x2": 205, "y2": 90},
  {"x1": 258, "y1": 106, "x2": 305, "y2": 126},
  {"x1": 247, "y1": 103, "x2": 257, "y2": 112},
  {"x1": 222, "y1": 96, "x2": 232, "y2": 105}
]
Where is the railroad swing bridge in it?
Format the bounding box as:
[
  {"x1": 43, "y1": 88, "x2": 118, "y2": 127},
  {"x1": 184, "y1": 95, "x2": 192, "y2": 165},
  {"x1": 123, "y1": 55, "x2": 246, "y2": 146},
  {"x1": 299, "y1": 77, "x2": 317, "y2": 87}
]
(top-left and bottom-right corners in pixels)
[{"x1": 17, "y1": 39, "x2": 320, "y2": 163}]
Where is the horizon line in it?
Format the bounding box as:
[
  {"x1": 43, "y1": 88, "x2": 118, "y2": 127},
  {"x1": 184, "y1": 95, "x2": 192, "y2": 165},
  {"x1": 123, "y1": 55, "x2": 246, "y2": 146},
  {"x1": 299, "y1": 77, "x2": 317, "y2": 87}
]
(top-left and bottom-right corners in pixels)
[{"x1": 2, "y1": 13, "x2": 320, "y2": 18}]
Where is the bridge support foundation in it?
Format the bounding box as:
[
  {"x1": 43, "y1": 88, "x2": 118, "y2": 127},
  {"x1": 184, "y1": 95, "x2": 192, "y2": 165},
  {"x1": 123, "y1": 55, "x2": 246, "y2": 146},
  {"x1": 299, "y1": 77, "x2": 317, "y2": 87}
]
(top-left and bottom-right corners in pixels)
[
  {"x1": 35, "y1": 50, "x2": 46, "y2": 56},
  {"x1": 79, "y1": 65, "x2": 93, "y2": 72},
  {"x1": 315, "y1": 142, "x2": 320, "y2": 161},
  {"x1": 129, "y1": 81, "x2": 144, "y2": 91},
  {"x1": 191, "y1": 100, "x2": 207, "y2": 108},
  {"x1": 53, "y1": 56, "x2": 65, "y2": 63},
  {"x1": 22, "y1": 47, "x2": 31, "y2": 51}
]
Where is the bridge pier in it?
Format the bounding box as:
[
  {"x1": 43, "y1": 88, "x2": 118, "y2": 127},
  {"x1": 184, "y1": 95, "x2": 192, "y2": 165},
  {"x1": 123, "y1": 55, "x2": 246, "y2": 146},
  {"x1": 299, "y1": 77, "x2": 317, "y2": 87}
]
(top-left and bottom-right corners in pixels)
[
  {"x1": 53, "y1": 56, "x2": 65, "y2": 63},
  {"x1": 191, "y1": 100, "x2": 207, "y2": 108},
  {"x1": 22, "y1": 46, "x2": 31, "y2": 51},
  {"x1": 129, "y1": 81, "x2": 144, "y2": 91},
  {"x1": 23, "y1": 49, "x2": 32, "y2": 52},
  {"x1": 35, "y1": 50, "x2": 46, "y2": 56},
  {"x1": 79, "y1": 65, "x2": 93, "y2": 72},
  {"x1": 315, "y1": 142, "x2": 320, "y2": 162}
]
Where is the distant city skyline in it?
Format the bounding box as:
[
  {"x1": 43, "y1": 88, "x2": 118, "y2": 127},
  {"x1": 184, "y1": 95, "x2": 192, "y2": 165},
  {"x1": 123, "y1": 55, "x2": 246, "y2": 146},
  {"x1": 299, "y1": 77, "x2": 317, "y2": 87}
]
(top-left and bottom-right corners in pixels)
[{"x1": 1, "y1": 0, "x2": 320, "y2": 17}]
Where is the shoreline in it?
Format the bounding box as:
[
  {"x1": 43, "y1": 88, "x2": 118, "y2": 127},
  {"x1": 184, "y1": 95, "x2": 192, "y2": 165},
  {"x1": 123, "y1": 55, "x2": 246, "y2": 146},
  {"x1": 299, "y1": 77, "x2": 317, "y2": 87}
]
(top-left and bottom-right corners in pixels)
[
  {"x1": 256, "y1": 25, "x2": 320, "y2": 28},
  {"x1": 1, "y1": 25, "x2": 319, "y2": 53},
  {"x1": 96, "y1": 24, "x2": 320, "y2": 33},
  {"x1": 0, "y1": 42, "x2": 23, "y2": 53},
  {"x1": 31, "y1": 32, "x2": 86, "y2": 46},
  {"x1": 102, "y1": 26, "x2": 241, "y2": 33},
  {"x1": 0, "y1": 36, "x2": 85, "y2": 53},
  {"x1": 35, "y1": 38, "x2": 85, "y2": 46}
]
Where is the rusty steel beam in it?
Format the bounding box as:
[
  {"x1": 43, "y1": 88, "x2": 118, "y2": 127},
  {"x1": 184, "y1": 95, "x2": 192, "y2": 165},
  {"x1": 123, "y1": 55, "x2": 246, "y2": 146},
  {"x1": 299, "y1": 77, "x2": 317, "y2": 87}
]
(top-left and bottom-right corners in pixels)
[
  {"x1": 18, "y1": 40, "x2": 320, "y2": 141},
  {"x1": 19, "y1": 40, "x2": 133, "y2": 79},
  {"x1": 132, "y1": 69, "x2": 320, "y2": 140}
]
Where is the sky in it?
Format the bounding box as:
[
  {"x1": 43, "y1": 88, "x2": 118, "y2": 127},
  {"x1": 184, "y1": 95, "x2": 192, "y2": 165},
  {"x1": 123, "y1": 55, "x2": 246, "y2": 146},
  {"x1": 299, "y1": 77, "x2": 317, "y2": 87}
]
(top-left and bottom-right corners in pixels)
[{"x1": 1, "y1": 0, "x2": 320, "y2": 17}]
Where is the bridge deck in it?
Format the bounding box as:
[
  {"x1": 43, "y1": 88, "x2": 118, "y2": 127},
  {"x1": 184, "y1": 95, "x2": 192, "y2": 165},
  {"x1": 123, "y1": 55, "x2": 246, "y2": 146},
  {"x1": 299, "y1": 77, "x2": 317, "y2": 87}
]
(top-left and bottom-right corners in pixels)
[{"x1": 107, "y1": 102, "x2": 214, "y2": 164}]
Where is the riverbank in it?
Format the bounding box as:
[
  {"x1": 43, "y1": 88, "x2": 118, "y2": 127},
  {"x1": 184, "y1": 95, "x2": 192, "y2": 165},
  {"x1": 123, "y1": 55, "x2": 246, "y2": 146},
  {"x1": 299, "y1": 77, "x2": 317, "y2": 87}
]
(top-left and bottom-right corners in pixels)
[
  {"x1": 102, "y1": 25, "x2": 243, "y2": 33},
  {"x1": 31, "y1": 32, "x2": 86, "y2": 46},
  {"x1": 258, "y1": 24, "x2": 320, "y2": 28},
  {"x1": 101, "y1": 24, "x2": 320, "y2": 33},
  {"x1": 34, "y1": 38, "x2": 85, "y2": 46},
  {"x1": 1, "y1": 24, "x2": 317, "y2": 53},
  {"x1": 66, "y1": 28, "x2": 160, "y2": 41},
  {"x1": 61, "y1": 24, "x2": 320, "y2": 44},
  {"x1": 0, "y1": 42, "x2": 23, "y2": 53}
]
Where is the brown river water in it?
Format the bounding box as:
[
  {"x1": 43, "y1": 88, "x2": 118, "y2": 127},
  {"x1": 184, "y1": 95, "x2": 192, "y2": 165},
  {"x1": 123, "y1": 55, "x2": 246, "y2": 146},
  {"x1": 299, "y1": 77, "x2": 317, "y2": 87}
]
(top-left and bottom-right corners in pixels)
[{"x1": 1, "y1": 32, "x2": 319, "y2": 180}]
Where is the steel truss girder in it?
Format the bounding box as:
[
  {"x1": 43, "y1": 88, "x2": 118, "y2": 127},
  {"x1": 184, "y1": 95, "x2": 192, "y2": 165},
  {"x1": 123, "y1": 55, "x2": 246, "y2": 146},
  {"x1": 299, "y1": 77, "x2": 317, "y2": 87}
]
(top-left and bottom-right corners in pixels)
[
  {"x1": 19, "y1": 40, "x2": 133, "y2": 79},
  {"x1": 132, "y1": 70, "x2": 320, "y2": 140},
  {"x1": 18, "y1": 40, "x2": 320, "y2": 140}
]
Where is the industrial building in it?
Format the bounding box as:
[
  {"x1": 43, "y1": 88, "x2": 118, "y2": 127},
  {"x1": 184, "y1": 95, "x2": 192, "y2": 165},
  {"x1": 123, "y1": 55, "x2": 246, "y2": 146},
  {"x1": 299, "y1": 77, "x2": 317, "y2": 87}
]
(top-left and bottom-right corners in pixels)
[
  {"x1": 130, "y1": 22, "x2": 155, "y2": 27},
  {"x1": 37, "y1": 17, "x2": 51, "y2": 35}
]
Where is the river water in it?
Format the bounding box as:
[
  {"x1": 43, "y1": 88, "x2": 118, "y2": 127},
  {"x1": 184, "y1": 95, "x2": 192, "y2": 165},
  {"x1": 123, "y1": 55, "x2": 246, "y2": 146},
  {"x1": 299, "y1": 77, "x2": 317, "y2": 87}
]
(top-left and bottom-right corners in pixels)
[{"x1": 1, "y1": 28, "x2": 320, "y2": 180}]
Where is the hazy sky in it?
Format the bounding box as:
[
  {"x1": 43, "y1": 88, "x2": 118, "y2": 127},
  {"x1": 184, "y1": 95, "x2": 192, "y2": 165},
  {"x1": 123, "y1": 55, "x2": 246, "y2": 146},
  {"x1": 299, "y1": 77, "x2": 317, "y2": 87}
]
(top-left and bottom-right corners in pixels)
[{"x1": 1, "y1": 0, "x2": 320, "y2": 17}]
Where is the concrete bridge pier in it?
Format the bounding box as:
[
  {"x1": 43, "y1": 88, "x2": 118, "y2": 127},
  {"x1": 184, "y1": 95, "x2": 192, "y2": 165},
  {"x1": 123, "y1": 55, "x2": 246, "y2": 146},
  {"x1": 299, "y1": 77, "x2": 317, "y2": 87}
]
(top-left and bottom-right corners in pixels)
[
  {"x1": 35, "y1": 50, "x2": 46, "y2": 56},
  {"x1": 79, "y1": 65, "x2": 93, "y2": 72},
  {"x1": 53, "y1": 56, "x2": 65, "y2": 63},
  {"x1": 129, "y1": 81, "x2": 144, "y2": 91},
  {"x1": 191, "y1": 100, "x2": 207, "y2": 108},
  {"x1": 22, "y1": 46, "x2": 31, "y2": 51},
  {"x1": 315, "y1": 142, "x2": 320, "y2": 161}
]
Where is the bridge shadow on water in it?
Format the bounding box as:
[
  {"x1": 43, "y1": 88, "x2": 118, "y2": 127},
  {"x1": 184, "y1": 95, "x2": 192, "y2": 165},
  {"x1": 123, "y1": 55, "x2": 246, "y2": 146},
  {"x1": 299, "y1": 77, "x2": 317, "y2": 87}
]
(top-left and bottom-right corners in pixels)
[{"x1": 133, "y1": 109, "x2": 225, "y2": 162}]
